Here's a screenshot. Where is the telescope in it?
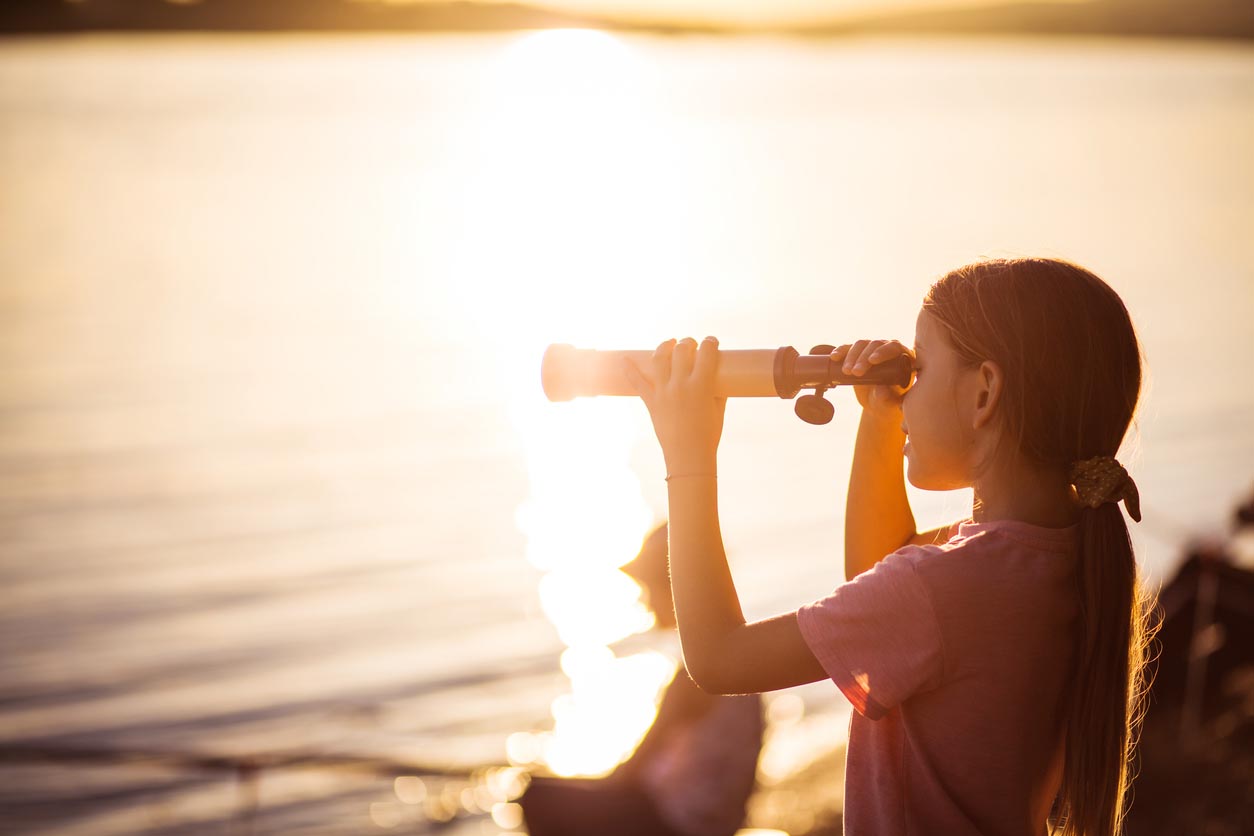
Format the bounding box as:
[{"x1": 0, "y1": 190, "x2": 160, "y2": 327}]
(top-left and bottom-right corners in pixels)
[{"x1": 541, "y1": 344, "x2": 912, "y2": 425}]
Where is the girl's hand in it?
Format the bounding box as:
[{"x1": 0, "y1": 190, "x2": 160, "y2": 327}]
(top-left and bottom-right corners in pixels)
[
  {"x1": 622, "y1": 337, "x2": 726, "y2": 474},
  {"x1": 831, "y1": 340, "x2": 915, "y2": 419}
]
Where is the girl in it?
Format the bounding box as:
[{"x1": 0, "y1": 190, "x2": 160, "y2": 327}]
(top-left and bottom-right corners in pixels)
[{"x1": 622, "y1": 257, "x2": 1155, "y2": 836}]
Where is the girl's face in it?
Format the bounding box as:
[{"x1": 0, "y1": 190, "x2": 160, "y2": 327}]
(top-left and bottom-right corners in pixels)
[{"x1": 900, "y1": 310, "x2": 984, "y2": 491}]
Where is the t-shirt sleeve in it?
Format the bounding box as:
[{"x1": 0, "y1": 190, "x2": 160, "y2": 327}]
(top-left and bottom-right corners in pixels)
[{"x1": 796, "y1": 549, "x2": 944, "y2": 720}]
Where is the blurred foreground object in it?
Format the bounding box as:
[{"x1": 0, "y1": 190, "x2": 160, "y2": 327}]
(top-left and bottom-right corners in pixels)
[{"x1": 1124, "y1": 484, "x2": 1254, "y2": 834}]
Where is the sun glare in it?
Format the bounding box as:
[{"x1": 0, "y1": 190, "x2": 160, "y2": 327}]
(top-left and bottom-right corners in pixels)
[
  {"x1": 507, "y1": 387, "x2": 675, "y2": 776},
  {"x1": 438, "y1": 29, "x2": 694, "y2": 778},
  {"x1": 429, "y1": 26, "x2": 704, "y2": 779},
  {"x1": 448, "y1": 27, "x2": 696, "y2": 394}
]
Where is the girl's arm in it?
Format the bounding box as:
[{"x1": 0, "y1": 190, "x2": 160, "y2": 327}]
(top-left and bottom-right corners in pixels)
[
  {"x1": 667, "y1": 474, "x2": 827, "y2": 695},
  {"x1": 836, "y1": 340, "x2": 954, "y2": 578},
  {"x1": 622, "y1": 337, "x2": 957, "y2": 695},
  {"x1": 844, "y1": 407, "x2": 916, "y2": 580},
  {"x1": 623, "y1": 337, "x2": 828, "y2": 696}
]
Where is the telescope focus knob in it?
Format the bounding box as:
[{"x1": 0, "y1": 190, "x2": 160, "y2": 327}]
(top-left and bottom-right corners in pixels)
[
  {"x1": 794, "y1": 344, "x2": 837, "y2": 425},
  {"x1": 795, "y1": 392, "x2": 835, "y2": 425}
]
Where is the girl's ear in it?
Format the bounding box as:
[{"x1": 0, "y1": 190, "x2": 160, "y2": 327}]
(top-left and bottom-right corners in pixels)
[{"x1": 971, "y1": 359, "x2": 1004, "y2": 431}]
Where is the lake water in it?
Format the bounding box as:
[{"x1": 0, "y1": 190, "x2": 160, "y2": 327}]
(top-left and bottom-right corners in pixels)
[{"x1": 1, "y1": 31, "x2": 1252, "y2": 835}]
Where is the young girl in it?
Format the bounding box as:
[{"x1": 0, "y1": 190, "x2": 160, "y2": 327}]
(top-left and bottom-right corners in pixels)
[{"x1": 622, "y1": 257, "x2": 1155, "y2": 836}]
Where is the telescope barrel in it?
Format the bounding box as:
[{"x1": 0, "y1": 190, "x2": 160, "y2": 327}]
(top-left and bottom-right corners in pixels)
[{"x1": 541, "y1": 344, "x2": 912, "y2": 402}]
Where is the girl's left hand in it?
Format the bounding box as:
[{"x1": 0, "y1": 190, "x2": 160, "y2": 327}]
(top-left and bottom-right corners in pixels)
[{"x1": 622, "y1": 336, "x2": 726, "y2": 474}]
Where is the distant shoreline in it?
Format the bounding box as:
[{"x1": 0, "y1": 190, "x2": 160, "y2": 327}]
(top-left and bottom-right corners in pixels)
[
  {"x1": 2, "y1": 0, "x2": 1252, "y2": 40},
  {"x1": 3, "y1": 30, "x2": 1254, "y2": 48}
]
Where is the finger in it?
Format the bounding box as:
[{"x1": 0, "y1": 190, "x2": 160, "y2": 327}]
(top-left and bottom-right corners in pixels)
[
  {"x1": 842, "y1": 340, "x2": 871, "y2": 376},
  {"x1": 693, "y1": 336, "x2": 719, "y2": 384},
  {"x1": 672, "y1": 337, "x2": 698, "y2": 381},
  {"x1": 866, "y1": 340, "x2": 914, "y2": 391},
  {"x1": 829, "y1": 344, "x2": 852, "y2": 363},
  {"x1": 867, "y1": 340, "x2": 911, "y2": 364},
  {"x1": 652, "y1": 338, "x2": 676, "y2": 385},
  {"x1": 622, "y1": 356, "x2": 654, "y2": 402},
  {"x1": 849, "y1": 339, "x2": 906, "y2": 375}
]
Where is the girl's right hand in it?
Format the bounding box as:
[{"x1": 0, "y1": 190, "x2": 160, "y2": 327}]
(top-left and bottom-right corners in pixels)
[{"x1": 831, "y1": 340, "x2": 915, "y2": 418}]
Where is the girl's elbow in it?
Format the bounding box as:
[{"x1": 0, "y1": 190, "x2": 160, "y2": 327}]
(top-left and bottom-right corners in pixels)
[
  {"x1": 679, "y1": 629, "x2": 749, "y2": 695},
  {"x1": 683, "y1": 658, "x2": 737, "y2": 696}
]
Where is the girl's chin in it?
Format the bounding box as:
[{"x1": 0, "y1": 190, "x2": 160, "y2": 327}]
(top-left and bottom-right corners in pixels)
[{"x1": 904, "y1": 452, "x2": 938, "y2": 492}]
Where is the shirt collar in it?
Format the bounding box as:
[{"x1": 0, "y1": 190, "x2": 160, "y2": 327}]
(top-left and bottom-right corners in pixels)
[{"x1": 956, "y1": 517, "x2": 1078, "y2": 550}]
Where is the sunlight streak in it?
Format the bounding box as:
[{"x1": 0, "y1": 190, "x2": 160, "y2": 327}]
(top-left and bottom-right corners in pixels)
[
  {"x1": 508, "y1": 389, "x2": 674, "y2": 775},
  {"x1": 447, "y1": 28, "x2": 692, "y2": 778}
]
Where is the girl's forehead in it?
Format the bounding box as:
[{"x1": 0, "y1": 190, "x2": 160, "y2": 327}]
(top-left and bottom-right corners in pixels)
[{"x1": 914, "y1": 309, "x2": 958, "y2": 357}]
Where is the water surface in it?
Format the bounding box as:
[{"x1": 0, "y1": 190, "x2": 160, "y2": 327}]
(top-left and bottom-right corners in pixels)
[{"x1": 1, "y1": 31, "x2": 1252, "y2": 834}]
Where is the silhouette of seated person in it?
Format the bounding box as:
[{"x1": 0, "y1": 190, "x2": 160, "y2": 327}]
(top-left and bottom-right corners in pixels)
[{"x1": 519, "y1": 522, "x2": 764, "y2": 836}]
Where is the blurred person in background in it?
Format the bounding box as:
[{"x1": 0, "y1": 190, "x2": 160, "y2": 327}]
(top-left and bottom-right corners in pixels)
[{"x1": 519, "y1": 522, "x2": 764, "y2": 836}]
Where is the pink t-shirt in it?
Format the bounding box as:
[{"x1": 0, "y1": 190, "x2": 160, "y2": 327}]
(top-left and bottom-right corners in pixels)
[{"x1": 797, "y1": 518, "x2": 1079, "y2": 836}]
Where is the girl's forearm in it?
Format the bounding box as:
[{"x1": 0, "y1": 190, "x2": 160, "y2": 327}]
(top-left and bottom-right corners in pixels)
[
  {"x1": 665, "y1": 470, "x2": 745, "y2": 688},
  {"x1": 845, "y1": 409, "x2": 916, "y2": 580}
]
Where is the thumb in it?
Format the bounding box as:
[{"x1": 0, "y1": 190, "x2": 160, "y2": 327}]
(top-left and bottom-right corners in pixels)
[{"x1": 622, "y1": 356, "x2": 653, "y2": 400}]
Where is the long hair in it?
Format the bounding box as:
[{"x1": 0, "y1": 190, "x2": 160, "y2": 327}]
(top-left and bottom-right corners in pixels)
[{"x1": 921, "y1": 257, "x2": 1157, "y2": 836}]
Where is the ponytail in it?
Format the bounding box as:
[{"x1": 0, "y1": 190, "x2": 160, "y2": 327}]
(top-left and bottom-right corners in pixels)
[{"x1": 1055, "y1": 503, "x2": 1156, "y2": 835}]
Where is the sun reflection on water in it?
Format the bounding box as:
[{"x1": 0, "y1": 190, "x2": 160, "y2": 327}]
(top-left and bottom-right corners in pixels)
[
  {"x1": 441, "y1": 28, "x2": 697, "y2": 778},
  {"x1": 509, "y1": 391, "x2": 676, "y2": 776}
]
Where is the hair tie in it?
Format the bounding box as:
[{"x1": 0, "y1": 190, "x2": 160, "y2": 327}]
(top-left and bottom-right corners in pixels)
[{"x1": 1069, "y1": 455, "x2": 1141, "y2": 523}]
